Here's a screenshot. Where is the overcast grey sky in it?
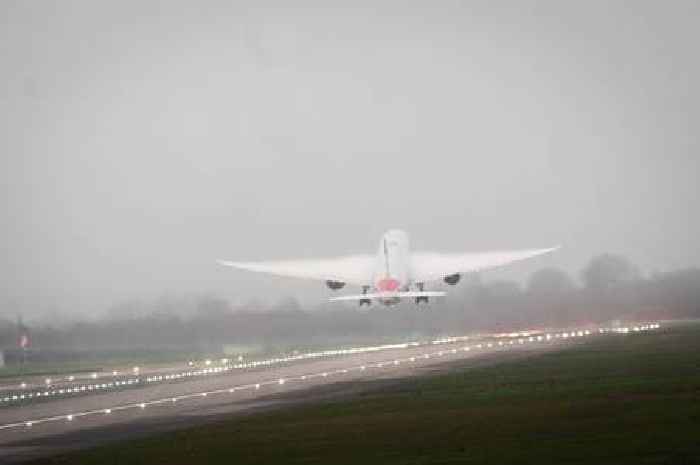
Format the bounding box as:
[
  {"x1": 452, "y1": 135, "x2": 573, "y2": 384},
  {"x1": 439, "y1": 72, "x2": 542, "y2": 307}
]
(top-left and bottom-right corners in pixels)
[{"x1": 1, "y1": 1, "x2": 698, "y2": 319}]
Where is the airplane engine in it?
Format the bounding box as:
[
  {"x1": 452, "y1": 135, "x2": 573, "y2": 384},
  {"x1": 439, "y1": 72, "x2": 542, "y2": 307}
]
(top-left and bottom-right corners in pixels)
[
  {"x1": 326, "y1": 280, "x2": 346, "y2": 290},
  {"x1": 443, "y1": 273, "x2": 461, "y2": 285}
]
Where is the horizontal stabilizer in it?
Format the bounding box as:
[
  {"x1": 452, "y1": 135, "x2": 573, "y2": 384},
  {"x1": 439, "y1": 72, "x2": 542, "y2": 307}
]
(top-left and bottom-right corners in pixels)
[{"x1": 329, "y1": 291, "x2": 446, "y2": 302}]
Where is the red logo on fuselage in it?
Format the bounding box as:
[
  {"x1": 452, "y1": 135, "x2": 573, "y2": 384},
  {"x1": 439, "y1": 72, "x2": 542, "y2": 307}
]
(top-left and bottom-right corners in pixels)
[{"x1": 376, "y1": 278, "x2": 400, "y2": 292}]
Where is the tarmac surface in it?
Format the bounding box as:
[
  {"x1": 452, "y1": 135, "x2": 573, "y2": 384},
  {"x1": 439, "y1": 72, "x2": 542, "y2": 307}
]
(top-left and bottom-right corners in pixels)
[{"x1": 0, "y1": 324, "x2": 652, "y2": 464}]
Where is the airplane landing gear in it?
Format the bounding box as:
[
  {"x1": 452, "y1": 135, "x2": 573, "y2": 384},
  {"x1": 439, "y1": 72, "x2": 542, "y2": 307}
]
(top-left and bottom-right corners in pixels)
[
  {"x1": 359, "y1": 285, "x2": 371, "y2": 307},
  {"x1": 415, "y1": 282, "x2": 429, "y2": 305}
]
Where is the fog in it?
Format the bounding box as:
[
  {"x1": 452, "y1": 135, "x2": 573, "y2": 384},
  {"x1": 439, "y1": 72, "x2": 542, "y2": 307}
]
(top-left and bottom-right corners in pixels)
[
  {"x1": 2, "y1": 254, "x2": 698, "y2": 357},
  {"x1": 1, "y1": 1, "x2": 699, "y2": 321}
]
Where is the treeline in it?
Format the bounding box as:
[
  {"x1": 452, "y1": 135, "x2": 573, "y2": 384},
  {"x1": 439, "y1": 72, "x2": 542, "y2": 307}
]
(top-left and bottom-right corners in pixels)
[{"x1": 1, "y1": 254, "x2": 698, "y2": 352}]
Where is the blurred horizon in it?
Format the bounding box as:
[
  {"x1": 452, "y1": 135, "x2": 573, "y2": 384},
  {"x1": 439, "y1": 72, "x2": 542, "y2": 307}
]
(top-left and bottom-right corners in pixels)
[{"x1": 2, "y1": 251, "x2": 696, "y2": 327}]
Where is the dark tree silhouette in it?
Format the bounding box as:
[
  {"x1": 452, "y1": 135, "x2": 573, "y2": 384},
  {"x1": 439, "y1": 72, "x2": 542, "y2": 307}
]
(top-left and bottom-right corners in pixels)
[
  {"x1": 581, "y1": 254, "x2": 640, "y2": 290},
  {"x1": 527, "y1": 268, "x2": 576, "y2": 295}
]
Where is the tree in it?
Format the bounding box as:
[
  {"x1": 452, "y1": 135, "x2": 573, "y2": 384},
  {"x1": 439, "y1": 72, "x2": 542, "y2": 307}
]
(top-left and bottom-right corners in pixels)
[
  {"x1": 527, "y1": 268, "x2": 576, "y2": 296},
  {"x1": 581, "y1": 254, "x2": 640, "y2": 291}
]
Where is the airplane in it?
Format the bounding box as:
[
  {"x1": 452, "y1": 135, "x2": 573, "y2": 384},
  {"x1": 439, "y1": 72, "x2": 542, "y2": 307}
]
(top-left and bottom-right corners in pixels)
[{"x1": 218, "y1": 229, "x2": 559, "y2": 307}]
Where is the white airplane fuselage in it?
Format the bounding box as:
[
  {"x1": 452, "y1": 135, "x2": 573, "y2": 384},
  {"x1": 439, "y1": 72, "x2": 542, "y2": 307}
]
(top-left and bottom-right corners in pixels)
[{"x1": 371, "y1": 229, "x2": 411, "y2": 305}]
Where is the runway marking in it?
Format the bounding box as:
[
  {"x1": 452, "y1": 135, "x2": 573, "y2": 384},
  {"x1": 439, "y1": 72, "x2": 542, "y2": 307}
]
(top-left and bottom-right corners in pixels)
[
  {"x1": 0, "y1": 338, "x2": 482, "y2": 396},
  {"x1": 0, "y1": 324, "x2": 660, "y2": 431},
  {"x1": 1, "y1": 342, "x2": 434, "y2": 402}
]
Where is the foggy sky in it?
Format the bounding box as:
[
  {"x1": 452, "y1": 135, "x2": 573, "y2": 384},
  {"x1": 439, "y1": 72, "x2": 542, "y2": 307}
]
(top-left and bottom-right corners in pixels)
[{"x1": 1, "y1": 1, "x2": 699, "y2": 320}]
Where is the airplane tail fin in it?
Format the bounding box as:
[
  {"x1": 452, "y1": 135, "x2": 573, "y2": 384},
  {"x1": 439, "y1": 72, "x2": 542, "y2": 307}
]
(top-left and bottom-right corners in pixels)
[{"x1": 329, "y1": 291, "x2": 446, "y2": 302}]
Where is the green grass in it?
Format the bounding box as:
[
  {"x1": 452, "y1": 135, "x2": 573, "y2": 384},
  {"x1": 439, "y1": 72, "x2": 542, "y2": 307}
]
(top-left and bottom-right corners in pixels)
[
  {"x1": 0, "y1": 352, "x2": 193, "y2": 379},
  {"x1": 33, "y1": 323, "x2": 700, "y2": 465}
]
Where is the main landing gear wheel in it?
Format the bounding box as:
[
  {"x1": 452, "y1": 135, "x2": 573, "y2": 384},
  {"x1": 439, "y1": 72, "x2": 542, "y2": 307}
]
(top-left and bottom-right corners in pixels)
[
  {"x1": 415, "y1": 282, "x2": 429, "y2": 305},
  {"x1": 359, "y1": 285, "x2": 371, "y2": 307}
]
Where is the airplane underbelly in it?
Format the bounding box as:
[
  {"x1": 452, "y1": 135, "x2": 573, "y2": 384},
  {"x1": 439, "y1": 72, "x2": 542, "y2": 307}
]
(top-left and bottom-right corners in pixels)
[
  {"x1": 375, "y1": 278, "x2": 404, "y2": 306},
  {"x1": 376, "y1": 278, "x2": 401, "y2": 292}
]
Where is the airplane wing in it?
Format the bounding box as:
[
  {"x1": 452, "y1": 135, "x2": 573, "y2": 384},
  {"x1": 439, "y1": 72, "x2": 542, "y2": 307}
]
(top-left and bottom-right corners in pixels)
[
  {"x1": 217, "y1": 255, "x2": 375, "y2": 286},
  {"x1": 411, "y1": 246, "x2": 560, "y2": 283}
]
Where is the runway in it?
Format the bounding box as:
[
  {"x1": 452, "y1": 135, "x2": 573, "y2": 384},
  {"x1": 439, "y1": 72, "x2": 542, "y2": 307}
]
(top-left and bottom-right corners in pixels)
[{"x1": 0, "y1": 323, "x2": 658, "y2": 463}]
